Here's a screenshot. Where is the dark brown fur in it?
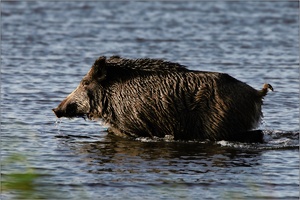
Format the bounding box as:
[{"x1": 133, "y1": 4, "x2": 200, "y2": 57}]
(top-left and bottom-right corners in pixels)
[{"x1": 53, "y1": 56, "x2": 273, "y2": 142}]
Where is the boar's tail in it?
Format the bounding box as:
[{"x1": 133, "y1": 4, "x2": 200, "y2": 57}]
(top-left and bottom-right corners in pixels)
[{"x1": 258, "y1": 83, "x2": 274, "y2": 97}]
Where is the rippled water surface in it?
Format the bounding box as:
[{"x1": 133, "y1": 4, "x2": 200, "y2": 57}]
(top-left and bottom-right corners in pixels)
[{"x1": 1, "y1": 1, "x2": 299, "y2": 199}]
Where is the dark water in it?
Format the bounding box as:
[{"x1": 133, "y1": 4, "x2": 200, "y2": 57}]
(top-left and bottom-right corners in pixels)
[{"x1": 1, "y1": 1, "x2": 299, "y2": 199}]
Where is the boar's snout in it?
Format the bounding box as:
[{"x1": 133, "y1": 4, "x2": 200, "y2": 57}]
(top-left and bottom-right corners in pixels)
[
  {"x1": 52, "y1": 107, "x2": 64, "y2": 118},
  {"x1": 52, "y1": 101, "x2": 81, "y2": 118}
]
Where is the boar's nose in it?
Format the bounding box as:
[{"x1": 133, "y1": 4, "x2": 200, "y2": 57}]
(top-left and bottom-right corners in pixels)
[
  {"x1": 52, "y1": 103, "x2": 79, "y2": 118},
  {"x1": 52, "y1": 107, "x2": 64, "y2": 118}
]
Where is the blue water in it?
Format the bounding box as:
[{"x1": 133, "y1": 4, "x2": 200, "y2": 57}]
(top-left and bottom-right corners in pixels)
[{"x1": 1, "y1": 1, "x2": 299, "y2": 199}]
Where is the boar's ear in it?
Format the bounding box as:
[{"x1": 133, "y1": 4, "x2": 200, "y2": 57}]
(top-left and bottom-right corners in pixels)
[{"x1": 91, "y1": 56, "x2": 107, "y2": 81}]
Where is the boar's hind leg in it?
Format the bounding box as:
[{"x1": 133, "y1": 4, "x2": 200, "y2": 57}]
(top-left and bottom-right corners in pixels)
[{"x1": 226, "y1": 130, "x2": 264, "y2": 143}]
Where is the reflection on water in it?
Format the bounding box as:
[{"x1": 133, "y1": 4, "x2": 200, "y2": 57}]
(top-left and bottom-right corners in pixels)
[
  {"x1": 1, "y1": 1, "x2": 299, "y2": 199},
  {"x1": 52, "y1": 131, "x2": 298, "y2": 199}
]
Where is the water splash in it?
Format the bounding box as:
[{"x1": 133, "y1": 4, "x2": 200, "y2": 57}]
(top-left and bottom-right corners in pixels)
[
  {"x1": 263, "y1": 130, "x2": 299, "y2": 149},
  {"x1": 54, "y1": 118, "x2": 63, "y2": 135},
  {"x1": 135, "y1": 135, "x2": 175, "y2": 143},
  {"x1": 217, "y1": 130, "x2": 299, "y2": 150}
]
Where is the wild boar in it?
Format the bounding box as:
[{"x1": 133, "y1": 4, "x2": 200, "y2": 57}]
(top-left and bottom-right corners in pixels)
[{"x1": 53, "y1": 56, "x2": 273, "y2": 143}]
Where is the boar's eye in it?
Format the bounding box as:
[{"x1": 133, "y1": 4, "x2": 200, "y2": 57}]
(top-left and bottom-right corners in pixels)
[{"x1": 82, "y1": 80, "x2": 90, "y2": 86}]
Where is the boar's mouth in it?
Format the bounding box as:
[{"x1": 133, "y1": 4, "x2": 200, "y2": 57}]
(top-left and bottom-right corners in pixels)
[
  {"x1": 52, "y1": 107, "x2": 91, "y2": 120},
  {"x1": 52, "y1": 100, "x2": 93, "y2": 120},
  {"x1": 75, "y1": 113, "x2": 97, "y2": 121}
]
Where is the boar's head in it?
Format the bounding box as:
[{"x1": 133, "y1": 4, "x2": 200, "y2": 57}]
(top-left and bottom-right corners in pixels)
[{"x1": 52, "y1": 57, "x2": 107, "y2": 120}]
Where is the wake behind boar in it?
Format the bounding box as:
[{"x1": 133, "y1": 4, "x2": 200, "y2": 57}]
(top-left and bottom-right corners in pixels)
[{"x1": 53, "y1": 56, "x2": 273, "y2": 143}]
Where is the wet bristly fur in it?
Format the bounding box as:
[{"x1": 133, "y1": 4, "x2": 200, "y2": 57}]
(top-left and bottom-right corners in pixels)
[{"x1": 53, "y1": 55, "x2": 272, "y2": 143}]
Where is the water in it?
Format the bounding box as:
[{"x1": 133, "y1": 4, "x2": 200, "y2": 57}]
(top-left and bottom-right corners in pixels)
[{"x1": 1, "y1": 1, "x2": 299, "y2": 199}]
